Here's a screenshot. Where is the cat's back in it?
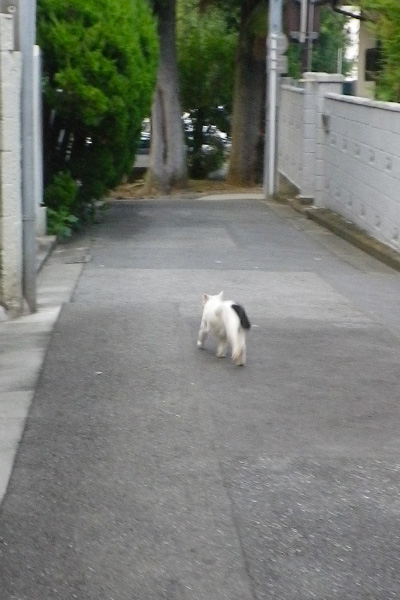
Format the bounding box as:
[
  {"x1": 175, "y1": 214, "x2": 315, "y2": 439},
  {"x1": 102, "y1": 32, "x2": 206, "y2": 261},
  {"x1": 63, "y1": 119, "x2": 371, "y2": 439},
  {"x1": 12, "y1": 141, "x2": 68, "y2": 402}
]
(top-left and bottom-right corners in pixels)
[{"x1": 203, "y1": 297, "x2": 225, "y2": 330}]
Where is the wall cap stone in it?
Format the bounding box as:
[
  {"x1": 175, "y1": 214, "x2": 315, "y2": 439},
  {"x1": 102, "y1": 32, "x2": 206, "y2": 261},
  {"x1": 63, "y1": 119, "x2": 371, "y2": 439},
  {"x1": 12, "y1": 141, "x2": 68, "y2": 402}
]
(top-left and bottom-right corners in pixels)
[
  {"x1": 325, "y1": 92, "x2": 400, "y2": 113},
  {"x1": 301, "y1": 72, "x2": 345, "y2": 83}
]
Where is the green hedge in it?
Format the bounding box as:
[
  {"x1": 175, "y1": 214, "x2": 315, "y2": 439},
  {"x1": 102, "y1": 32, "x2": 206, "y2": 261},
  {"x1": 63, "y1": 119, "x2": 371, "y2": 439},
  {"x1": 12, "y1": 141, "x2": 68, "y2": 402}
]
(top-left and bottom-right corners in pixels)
[{"x1": 37, "y1": 0, "x2": 158, "y2": 222}]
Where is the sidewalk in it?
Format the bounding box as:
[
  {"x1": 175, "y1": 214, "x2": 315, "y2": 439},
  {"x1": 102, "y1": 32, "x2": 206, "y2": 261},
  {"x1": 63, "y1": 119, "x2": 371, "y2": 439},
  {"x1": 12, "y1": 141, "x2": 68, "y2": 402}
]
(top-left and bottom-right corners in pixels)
[{"x1": 0, "y1": 238, "x2": 90, "y2": 504}]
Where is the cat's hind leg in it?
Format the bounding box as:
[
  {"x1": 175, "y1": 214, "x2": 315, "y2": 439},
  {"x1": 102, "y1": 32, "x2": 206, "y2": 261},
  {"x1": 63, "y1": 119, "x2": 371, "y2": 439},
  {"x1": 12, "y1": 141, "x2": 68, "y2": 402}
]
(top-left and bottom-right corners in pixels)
[
  {"x1": 216, "y1": 335, "x2": 227, "y2": 358},
  {"x1": 231, "y1": 330, "x2": 246, "y2": 366}
]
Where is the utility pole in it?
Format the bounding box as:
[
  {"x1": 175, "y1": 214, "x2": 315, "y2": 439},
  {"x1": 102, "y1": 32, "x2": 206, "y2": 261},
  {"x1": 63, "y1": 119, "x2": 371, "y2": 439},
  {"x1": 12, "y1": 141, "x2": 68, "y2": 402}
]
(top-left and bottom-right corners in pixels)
[
  {"x1": 20, "y1": 0, "x2": 37, "y2": 312},
  {"x1": 264, "y1": 0, "x2": 286, "y2": 198},
  {"x1": 300, "y1": 0, "x2": 308, "y2": 72}
]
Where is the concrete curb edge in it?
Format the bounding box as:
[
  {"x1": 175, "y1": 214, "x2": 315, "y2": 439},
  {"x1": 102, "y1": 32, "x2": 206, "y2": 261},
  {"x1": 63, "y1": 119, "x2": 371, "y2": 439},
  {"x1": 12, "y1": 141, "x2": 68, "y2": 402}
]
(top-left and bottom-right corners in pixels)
[{"x1": 285, "y1": 198, "x2": 400, "y2": 273}]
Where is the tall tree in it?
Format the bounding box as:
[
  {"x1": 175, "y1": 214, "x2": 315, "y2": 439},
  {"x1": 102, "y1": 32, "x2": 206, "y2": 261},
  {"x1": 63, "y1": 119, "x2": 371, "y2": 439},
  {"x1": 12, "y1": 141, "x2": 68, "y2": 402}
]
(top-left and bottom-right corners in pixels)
[
  {"x1": 193, "y1": 0, "x2": 265, "y2": 186},
  {"x1": 145, "y1": 0, "x2": 187, "y2": 193},
  {"x1": 177, "y1": 0, "x2": 237, "y2": 177},
  {"x1": 227, "y1": 0, "x2": 266, "y2": 186}
]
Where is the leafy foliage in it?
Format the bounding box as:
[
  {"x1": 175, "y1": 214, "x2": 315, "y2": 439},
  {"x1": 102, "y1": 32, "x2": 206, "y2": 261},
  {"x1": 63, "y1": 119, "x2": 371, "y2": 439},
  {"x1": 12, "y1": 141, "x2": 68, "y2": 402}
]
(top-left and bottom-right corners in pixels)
[
  {"x1": 177, "y1": 0, "x2": 237, "y2": 112},
  {"x1": 37, "y1": 0, "x2": 158, "y2": 220},
  {"x1": 176, "y1": 0, "x2": 237, "y2": 176},
  {"x1": 47, "y1": 207, "x2": 79, "y2": 239},
  {"x1": 43, "y1": 171, "x2": 79, "y2": 239},
  {"x1": 360, "y1": 0, "x2": 400, "y2": 101},
  {"x1": 245, "y1": 0, "x2": 267, "y2": 38},
  {"x1": 313, "y1": 7, "x2": 352, "y2": 75},
  {"x1": 43, "y1": 171, "x2": 77, "y2": 211},
  {"x1": 188, "y1": 144, "x2": 225, "y2": 179}
]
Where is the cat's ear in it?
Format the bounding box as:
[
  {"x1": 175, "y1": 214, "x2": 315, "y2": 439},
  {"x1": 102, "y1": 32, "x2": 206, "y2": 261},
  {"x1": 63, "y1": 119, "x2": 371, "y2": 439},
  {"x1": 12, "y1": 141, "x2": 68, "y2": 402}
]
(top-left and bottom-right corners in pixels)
[
  {"x1": 218, "y1": 291, "x2": 224, "y2": 299},
  {"x1": 202, "y1": 293, "x2": 209, "y2": 305}
]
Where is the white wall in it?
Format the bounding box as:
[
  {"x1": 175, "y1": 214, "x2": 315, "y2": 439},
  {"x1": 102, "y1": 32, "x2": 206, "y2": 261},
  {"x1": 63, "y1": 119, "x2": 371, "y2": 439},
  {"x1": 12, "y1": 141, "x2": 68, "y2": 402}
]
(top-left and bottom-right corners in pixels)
[
  {"x1": 278, "y1": 74, "x2": 400, "y2": 252},
  {"x1": 321, "y1": 94, "x2": 400, "y2": 250},
  {"x1": 279, "y1": 84, "x2": 304, "y2": 193},
  {"x1": 279, "y1": 73, "x2": 344, "y2": 200}
]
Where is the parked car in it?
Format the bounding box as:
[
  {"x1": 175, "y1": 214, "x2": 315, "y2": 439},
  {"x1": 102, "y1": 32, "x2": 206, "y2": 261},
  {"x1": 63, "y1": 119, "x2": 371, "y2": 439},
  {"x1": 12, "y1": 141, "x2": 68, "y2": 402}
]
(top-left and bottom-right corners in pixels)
[{"x1": 137, "y1": 130, "x2": 150, "y2": 155}]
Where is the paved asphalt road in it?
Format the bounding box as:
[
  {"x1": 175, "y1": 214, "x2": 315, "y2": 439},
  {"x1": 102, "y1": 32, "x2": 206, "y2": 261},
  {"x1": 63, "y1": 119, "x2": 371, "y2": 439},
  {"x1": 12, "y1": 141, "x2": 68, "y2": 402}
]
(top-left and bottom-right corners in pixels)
[{"x1": 1, "y1": 196, "x2": 400, "y2": 599}]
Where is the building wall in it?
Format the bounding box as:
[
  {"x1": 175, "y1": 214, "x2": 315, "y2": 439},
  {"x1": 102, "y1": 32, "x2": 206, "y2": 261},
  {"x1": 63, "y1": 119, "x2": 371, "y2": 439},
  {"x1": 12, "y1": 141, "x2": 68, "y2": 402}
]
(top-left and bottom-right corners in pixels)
[{"x1": 0, "y1": 14, "x2": 22, "y2": 315}]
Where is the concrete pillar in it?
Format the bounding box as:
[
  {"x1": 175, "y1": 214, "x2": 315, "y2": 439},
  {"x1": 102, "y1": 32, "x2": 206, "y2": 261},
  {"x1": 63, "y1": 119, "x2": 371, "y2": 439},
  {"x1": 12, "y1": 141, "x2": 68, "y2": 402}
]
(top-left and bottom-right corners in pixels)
[
  {"x1": 299, "y1": 72, "x2": 344, "y2": 204},
  {"x1": 0, "y1": 14, "x2": 23, "y2": 316}
]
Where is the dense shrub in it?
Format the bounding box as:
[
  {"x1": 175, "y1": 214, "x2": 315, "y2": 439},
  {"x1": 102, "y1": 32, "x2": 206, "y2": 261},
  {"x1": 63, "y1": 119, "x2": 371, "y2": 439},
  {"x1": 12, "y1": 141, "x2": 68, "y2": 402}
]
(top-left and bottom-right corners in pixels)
[
  {"x1": 37, "y1": 0, "x2": 158, "y2": 220},
  {"x1": 43, "y1": 172, "x2": 78, "y2": 239}
]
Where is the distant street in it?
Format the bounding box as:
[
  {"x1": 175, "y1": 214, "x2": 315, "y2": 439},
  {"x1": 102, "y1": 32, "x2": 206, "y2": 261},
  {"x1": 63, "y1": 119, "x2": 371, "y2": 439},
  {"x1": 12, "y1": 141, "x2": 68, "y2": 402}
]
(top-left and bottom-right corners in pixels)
[{"x1": 1, "y1": 196, "x2": 400, "y2": 599}]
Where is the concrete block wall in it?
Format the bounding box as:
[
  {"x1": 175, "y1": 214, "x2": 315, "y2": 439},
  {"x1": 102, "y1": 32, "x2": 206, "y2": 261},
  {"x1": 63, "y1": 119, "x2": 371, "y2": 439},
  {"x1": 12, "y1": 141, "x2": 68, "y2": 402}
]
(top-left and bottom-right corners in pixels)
[
  {"x1": 278, "y1": 73, "x2": 400, "y2": 252},
  {"x1": 279, "y1": 83, "x2": 304, "y2": 192},
  {"x1": 321, "y1": 94, "x2": 400, "y2": 251},
  {"x1": 0, "y1": 14, "x2": 22, "y2": 314},
  {"x1": 279, "y1": 73, "x2": 344, "y2": 201}
]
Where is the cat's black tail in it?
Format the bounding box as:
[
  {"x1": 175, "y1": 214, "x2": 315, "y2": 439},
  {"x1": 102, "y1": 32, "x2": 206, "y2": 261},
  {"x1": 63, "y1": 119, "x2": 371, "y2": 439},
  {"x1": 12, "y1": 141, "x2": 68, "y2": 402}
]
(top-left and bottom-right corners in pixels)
[{"x1": 232, "y1": 304, "x2": 251, "y2": 330}]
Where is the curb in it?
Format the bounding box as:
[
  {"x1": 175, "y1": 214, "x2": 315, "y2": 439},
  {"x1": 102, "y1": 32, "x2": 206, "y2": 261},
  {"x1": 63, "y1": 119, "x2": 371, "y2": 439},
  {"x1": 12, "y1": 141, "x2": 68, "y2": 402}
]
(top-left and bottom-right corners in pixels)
[
  {"x1": 36, "y1": 235, "x2": 57, "y2": 273},
  {"x1": 285, "y1": 198, "x2": 400, "y2": 273}
]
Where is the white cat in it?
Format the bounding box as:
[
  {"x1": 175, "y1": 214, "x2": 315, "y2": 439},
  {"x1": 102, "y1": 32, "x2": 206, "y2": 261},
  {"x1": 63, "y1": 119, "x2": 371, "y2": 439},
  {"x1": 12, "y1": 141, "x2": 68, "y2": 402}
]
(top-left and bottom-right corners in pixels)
[{"x1": 197, "y1": 291, "x2": 251, "y2": 366}]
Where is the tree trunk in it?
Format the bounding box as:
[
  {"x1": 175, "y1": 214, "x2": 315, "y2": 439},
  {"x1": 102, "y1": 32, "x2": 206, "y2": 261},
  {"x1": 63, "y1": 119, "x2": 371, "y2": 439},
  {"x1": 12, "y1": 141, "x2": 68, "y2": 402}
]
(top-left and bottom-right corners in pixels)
[
  {"x1": 227, "y1": 0, "x2": 266, "y2": 186},
  {"x1": 145, "y1": 0, "x2": 187, "y2": 193}
]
